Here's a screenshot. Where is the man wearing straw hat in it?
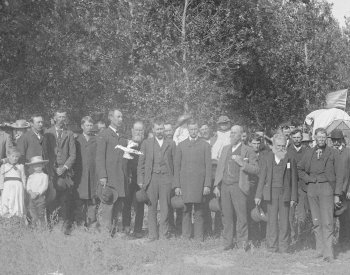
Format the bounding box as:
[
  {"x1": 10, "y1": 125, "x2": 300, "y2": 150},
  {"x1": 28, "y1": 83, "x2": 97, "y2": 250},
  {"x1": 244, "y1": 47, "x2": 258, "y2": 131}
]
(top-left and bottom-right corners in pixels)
[{"x1": 25, "y1": 156, "x2": 49, "y2": 226}]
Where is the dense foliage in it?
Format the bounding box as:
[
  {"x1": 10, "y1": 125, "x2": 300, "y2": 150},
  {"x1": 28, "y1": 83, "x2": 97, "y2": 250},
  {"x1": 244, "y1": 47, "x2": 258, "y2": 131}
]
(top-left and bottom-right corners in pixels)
[{"x1": 0, "y1": 0, "x2": 349, "y2": 129}]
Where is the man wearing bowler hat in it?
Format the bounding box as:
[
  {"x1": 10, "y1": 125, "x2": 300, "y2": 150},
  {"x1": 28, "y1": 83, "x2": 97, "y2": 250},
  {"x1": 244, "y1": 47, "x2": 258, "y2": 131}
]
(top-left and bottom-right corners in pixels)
[
  {"x1": 213, "y1": 125, "x2": 259, "y2": 251},
  {"x1": 138, "y1": 119, "x2": 176, "y2": 241},
  {"x1": 44, "y1": 110, "x2": 76, "y2": 234},
  {"x1": 173, "y1": 119, "x2": 211, "y2": 241},
  {"x1": 330, "y1": 129, "x2": 350, "y2": 245}
]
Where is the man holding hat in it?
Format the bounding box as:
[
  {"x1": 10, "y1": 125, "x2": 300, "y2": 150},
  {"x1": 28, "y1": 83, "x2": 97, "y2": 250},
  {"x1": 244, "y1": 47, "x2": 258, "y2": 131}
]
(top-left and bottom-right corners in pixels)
[
  {"x1": 173, "y1": 119, "x2": 211, "y2": 241},
  {"x1": 330, "y1": 129, "x2": 350, "y2": 245}
]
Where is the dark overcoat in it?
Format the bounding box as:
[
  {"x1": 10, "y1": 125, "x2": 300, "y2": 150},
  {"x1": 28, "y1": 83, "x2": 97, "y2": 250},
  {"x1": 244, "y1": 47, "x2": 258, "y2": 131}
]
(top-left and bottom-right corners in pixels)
[
  {"x1": 96, "y1": 127, "x2": 128, "y2": 201},
  {"x1": 17, "y1": 129, "x2": 47, "y2": 163},
  {"x1": 336, "y1": 146, "x2": 350, "y2": 195},
  {"x1": 137, "y1": 137, "x2": 176, "y2": 187},
  {"x1": 0, "y1": 130, "x2": 13, "y2": 160},
  {"x1": 173, "y1": 138, "x2": 211, "y2": 203},
  {"x1": 255, "y1": 151, "x2": 298, "y2": 202},
  {"x1": 74, "y1": 134, "x2": 97, "y2": 200}
]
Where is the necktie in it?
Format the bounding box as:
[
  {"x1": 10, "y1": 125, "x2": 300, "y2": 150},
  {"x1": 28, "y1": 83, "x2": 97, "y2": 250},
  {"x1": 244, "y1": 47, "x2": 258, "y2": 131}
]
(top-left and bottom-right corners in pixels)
[{"x1": 316, "y1": 149, "x2": 322, "y2": 160}]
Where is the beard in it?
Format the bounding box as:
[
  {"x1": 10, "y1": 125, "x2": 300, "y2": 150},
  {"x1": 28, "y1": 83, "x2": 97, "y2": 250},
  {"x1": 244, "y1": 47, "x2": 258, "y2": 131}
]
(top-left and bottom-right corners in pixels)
[
  {"x1": 272, "y1": 147, "x2": 287, "y2": 160},
  {"x1": 132, "y1": 134, "x2": 144, "y2": 143}
]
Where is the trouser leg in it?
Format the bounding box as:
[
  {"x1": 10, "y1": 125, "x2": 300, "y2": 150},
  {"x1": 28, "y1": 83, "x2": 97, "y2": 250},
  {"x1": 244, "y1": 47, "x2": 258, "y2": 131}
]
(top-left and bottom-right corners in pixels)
[
  {"x1": 221, "y1": 184, "x2": 234, "y2": 247},
  {"x1": 267, "y1": 188, "x2": 279, "y2": 251},
  {"x1": 308, "y1": 186, "x2": 323, "y2": 256},
  {"x1": 231, "y1": 184, "x2": 248, "y2": 246},
  {"x1": 158, "y1": 176, "x2": 171, "y2": 239},
  {"x1": 122, "y1": 185, "x2": 133, "y2": 229},
  {"x1": 279, "y1": 192, "x2": 291, "y2": 252},
  {"x1": 182, "y1": 203, "x2": 192, "y2": 239},
  {"x1": 193, "y1": 203, "x2": 204, "y2": 241},
  {"x1": 133, "y1": 196, "x2": 145, "y2": 233},
  {"x1": 97, "y1": 202, "x2": 114, "y2": 232},
  {"x1": 147, "y1": 177, "x2": 159, "y2": 239},
  {"x1": 319, "y1": 192, "x2": 334, "y2": 259}
]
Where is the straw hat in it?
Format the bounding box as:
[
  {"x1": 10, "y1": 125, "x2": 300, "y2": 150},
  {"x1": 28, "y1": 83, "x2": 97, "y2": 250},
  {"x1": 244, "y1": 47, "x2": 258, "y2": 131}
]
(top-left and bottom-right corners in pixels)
[
  {"x1": 25, "y1": 156, "x2": 49, "y2": 166},
  {"x1": 11, "y1": 119, "x2": 30, "y2": 129}
]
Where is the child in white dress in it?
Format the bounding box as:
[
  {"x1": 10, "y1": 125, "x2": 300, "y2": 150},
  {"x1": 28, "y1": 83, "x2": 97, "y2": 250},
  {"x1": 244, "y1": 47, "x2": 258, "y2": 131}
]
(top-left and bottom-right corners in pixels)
[{"x1": 0, "y1": 148, "x2": 26, "y2": 217}]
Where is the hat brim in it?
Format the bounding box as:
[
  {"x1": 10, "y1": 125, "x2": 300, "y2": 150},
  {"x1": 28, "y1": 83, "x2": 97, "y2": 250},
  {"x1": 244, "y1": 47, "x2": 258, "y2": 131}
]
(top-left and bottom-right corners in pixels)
[
  {"x1": 11, "y1": 123, "x2": 31, "y2": 129},
  {"x1": 25, "y1": 160, "x2": 49, "y2": 166},
  {"x1": 177, "y1": 115, "x2": 191, "y2": 124},
  {"x1": 217, "y1": 120, "x2": 230, "y2": 124}
]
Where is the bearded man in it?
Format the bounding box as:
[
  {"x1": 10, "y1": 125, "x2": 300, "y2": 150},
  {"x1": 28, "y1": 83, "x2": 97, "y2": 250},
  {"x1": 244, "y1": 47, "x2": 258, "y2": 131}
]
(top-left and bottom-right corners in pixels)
[{"x1": 255, "y1": 133, "x2": 298, "y2": 253}]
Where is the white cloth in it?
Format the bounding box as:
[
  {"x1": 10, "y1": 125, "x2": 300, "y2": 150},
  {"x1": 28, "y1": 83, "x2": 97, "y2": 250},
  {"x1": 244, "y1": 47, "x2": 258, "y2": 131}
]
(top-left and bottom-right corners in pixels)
[
  {"x1": 173, "y1": 126, "x2": 189, "y2": 146},
  {"x1": 231, "y1": 142, "x2": 241, "y2": 154},
  {"x1": 109, "y1": 125, "x2": 119, "y2": 135},
  {"x1": 0, "y1": 163, "x2": 26, "y2": 217},
  {"x1": 294, "y1": 145, "x2": 302, "y2": 152},
  {"x1": 155, "y1": 137, "x2": 164, "y2": 147},
  {"x1": 211, "y1": 130, "x2": 231, "y2": 160},
  {"x1": 274, "y1": 155, "x2": 281, "y2": 165},
  {"x1": 26, "y1": 172, "x2": 48, "y2": 195}
]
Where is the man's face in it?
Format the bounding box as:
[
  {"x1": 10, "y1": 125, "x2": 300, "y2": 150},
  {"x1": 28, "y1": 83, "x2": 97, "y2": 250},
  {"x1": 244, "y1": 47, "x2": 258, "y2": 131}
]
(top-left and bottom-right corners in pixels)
[
  {"x1": 250, "y1": 139, "x2": 261, "y2": 153},
  {"x1": 315, "y1": 132, "x2": 327, "y2": 148},
  {"x1": 188, "y1": 123, "x2": 199, "y2": 139},
  {"x1": 282, "y1": 127, "x2": 291, "y2": 138},
  {"x1": 291, "y1": 132, "x2": 302, "y2": 147},
  {"x1": 273, "y1": 139, "x2": 286, "y2": 152},
  {"x1": 153, "y1": 123, "x2": 164, "y2": 139},
  {"x1": 241, "y1": 132, "x2": 248, "y2": 143},
  {"x1": 81, "y1": 121, "x2": 94, "y2": 135},
  {"x1": 110, "y1": 110, "x2": 123, "y2": 129},
  {"x1": 200, "y1": 125, "x2": 210, "y2": 140},
  {"x1": 164, "y1": 124, "x2": 173, "y2": 139},
  {"x1": 97, "y1": 122, "x2": 106, "y2": 132},
  {"x1": 218, "y1": 122, "x2": 230, "y2": 131},
  {"x1": 54, "y1": 112, "x2": 67, "y2": 128},
  {"x1": 331, "y1": 138, "x2": 342, "y2": 149},
  {"x1": 32, "y1": 116, "x2": 44, "y2": 132},
  {"x1": 132, "y1": 122, "x2": 144, "y2": 143},
  {"x1": 230, "y1": 127, "x2": 242, "y2": 145}
]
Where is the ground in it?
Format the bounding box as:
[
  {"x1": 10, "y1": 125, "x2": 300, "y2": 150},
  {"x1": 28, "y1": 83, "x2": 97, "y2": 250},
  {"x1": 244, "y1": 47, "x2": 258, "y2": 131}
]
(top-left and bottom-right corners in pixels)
[{"x1": 1, "y1": 217, "x2": 350, "y2": 275}]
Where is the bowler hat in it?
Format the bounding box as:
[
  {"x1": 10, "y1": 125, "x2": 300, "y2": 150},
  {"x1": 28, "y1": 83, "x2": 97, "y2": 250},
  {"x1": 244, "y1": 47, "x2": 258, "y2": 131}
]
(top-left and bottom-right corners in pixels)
[
  {"x1": 251, "y1": 206, "x2": 268, "y2": 223},
  {"x1": 330, "y1": 129, "x2": 344, "y2": 140},
  {"x1": 11, "y1": 119, "x2": 30, "y2": 129},
  {"x1": 136, "y1": 188, "x2": 149, "y2": 204},
  {"x1": 171, "y1": 195, "x2": 185, "y2": 210},
  {"x1": 334, "y1": 202, "x2": 348, "y2": 217},
  {"x1": 209, "y1": 197, "x2": 221, "y2": 212},
  {"x1": 217, "y1": 116, "x2": 230, "y2": 124},
  {"x1": 25, "y1": 156, "x2": 49, "y2": 166}
]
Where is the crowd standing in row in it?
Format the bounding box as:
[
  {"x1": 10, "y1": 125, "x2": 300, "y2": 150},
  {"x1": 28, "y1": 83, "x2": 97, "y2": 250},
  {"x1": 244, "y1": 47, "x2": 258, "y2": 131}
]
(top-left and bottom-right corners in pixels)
[{"x1": 0, "y1": 109, "x2": 349, "y2": 263}]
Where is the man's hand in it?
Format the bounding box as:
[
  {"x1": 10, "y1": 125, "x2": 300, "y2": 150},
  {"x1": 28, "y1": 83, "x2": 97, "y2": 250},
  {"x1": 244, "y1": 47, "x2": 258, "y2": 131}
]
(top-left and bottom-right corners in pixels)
[
  {"x1": 175, "y1": 188, "x2": 182, "y2": 196},
  {"x1": 138, "y1": 182, "x2": 143, "y2": 189},
  {"x1": 334, "y1": 195, "x2": 341, "y2": 206},
  {"x1": 56, "y1": 166, "x2": 67, "y2": 176},
  {"x1": 100, "y1": 178, "x2": 107, "y2": 188},
  {"x1": 290, "y1": 200, "x2": 297, "y2": 208},
  {"x1": 203, "y1": 187, "x2": 210, "y2": 196},
  {"x1": 254, "y1": 198, "x2": 261, "y2": 206},
  {"x1": 213, "y1": 186, "x2": 220, "y2": 198},
  {"x1": 232, "y1": 155, "x2": 244, "y2": 167},
  {"x1": 347, "y1": 192, "x2": 350, "y2": 200}
]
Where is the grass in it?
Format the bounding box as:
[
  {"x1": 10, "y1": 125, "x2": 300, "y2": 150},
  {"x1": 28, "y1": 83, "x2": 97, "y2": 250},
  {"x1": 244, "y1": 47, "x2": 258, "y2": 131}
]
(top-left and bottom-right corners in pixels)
[{"x1": 0, "y1": 217, "x2": 350, "y2": 275}]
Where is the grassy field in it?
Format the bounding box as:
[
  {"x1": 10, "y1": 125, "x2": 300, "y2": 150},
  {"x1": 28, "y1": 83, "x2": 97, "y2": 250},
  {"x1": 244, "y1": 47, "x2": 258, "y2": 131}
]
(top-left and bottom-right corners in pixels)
[{"x1": 0, "y1": 217, "x2": 350, "y2": 275}]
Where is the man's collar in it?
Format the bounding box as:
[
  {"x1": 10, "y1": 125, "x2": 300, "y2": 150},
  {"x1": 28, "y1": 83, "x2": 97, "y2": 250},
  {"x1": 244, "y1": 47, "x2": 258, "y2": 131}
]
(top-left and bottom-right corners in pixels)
[
  {"x1": 232, "y1": 142, "x2": 242, "y2": 151},
  {"x1": 155, "y1": 136, "x2": 164, "y2": 143},
  {"x1": 293, "y1": 144, "x2": 302, "y2": 152},
  {"x1": 189, "y1": 136, "x2": 198, "y2": 141},
  {"x1": 109, "y1": 125, "x2": 118, "y2": 134}
]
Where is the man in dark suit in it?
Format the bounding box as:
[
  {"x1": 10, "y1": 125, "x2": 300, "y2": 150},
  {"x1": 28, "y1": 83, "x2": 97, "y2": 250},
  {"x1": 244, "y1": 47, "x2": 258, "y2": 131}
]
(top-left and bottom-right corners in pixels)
[
  {"x1": 138, "y1": 119, "x2": 176, "y2": 241},
  {"x1": 330, "y1": 129, "x2": 350, "y2": 245},
  {"x1": 17, "y1": 114, "x2": 47, "y2": 164},
  {"x1": 96, "y1": 109, "x2": 128, "y2": 235},
  {"x1": 173, "y1": 119, "x2": 211, "y2": 241},
  {"x1": 255, "y1": 133, "x2": 298, "y2": 253},
  {"x1": 0, "y1": 125, "x2": 13, "y2": 165},
  {"x1": 44, "y1": 110, "x2": 76, "y2": 234},
  {"x1": 122, "y1": 121, "x2": 145, "y2": 238},
  {"x1": 213, "y1": 125, "x2": 259, "y2": 251},
  {"x1": 73, "y1": 116, "x2": 98, "y2": 228},
  {"x1": 287, "y1": 128, "x2": 310, "y2": 244},
  {"x1": 298, "y1": 128, "x2": 342, "y2": 262}
]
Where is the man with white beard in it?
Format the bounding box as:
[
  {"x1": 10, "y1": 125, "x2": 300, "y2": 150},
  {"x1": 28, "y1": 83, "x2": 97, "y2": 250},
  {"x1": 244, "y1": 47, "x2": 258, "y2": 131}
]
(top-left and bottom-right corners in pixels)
[{"x1": 255, "y1": 133, "x2": 298, "y2": 253}]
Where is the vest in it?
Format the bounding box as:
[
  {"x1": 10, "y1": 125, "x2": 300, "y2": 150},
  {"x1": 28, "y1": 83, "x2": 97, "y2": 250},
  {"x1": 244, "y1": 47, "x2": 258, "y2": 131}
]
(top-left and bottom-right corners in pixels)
[
  {"x1": 153, "y1": 140, "x2": 168, "y2": 174},
  {"x1": 223, "y1": 145, "x2": 241, "y2": 185},
  {"x1": 272, "y1": 160, "x2": 284, "y2": 188},
  {"x1": 310, "y1": 151, "x2": 328, "y2": 183}
]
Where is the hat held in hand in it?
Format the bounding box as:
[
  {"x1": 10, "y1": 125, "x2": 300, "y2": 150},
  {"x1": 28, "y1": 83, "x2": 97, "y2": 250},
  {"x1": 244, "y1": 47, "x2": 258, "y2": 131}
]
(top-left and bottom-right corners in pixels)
[
  {"x1": 171, "y1": 195, "x2": 185, "y2": 210},
  {"x1": 25, "y1": 156, "x2": 49, "y2": 166},
  {"x1": 209, "y1": 197, "x2": 221, "y2": 212},
  {"x1": 11, "y1": 119, "x2": 30, "y2": 129},
  {"x1": 136, "y1": 188, "x2": 150, "y2": 204},
  {"x1": 251, "y1": 206, "x2": 268, "y2": 223}
]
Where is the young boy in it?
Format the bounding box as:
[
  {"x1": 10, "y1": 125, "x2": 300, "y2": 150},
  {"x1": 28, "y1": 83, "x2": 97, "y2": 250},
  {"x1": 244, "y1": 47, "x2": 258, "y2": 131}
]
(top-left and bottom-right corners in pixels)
[{"x1": 25, "y1": 156, "x2": 49, "y2": 226}]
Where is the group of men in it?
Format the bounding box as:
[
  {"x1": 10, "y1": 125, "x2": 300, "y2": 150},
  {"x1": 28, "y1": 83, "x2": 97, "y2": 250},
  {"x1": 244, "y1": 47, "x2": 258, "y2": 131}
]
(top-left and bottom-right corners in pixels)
[{"x1": 1, "y1": 109, "x2": 350, "y2": 263}]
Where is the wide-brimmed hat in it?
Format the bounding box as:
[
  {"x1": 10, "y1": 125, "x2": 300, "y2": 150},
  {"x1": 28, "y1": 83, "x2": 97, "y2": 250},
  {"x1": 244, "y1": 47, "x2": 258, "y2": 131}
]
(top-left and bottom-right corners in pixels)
[
  {"x1": 217, "y1": 115, "x2": 230, "y2": 124},
  {"x1": 302, "y1": 133, "x2": 313, "y2": 142},
  {"x1": 177, "y1": 114, "x2": 191, "y2": 125},
  {"x1": 171, "y1": 195, "x2": 186, "y2": 210},
  {"x1": 330, "y1": 129, "x2": 344, "y2": 140},
  {"x1": 136, "y1": 188, "x2": 149, "y2": 204},
  {"x1": 209, "y1": 197, "x2": 221, "y2": 212},
  {"x1": 251, "y1": 206, "x2": 268, "y2": 223},
  {"x1": 11, "y1": 119, "x2": 30, "y2": 129},
  {"x1": 25, "y1": 156, "x2": 49, "y2": 166}
]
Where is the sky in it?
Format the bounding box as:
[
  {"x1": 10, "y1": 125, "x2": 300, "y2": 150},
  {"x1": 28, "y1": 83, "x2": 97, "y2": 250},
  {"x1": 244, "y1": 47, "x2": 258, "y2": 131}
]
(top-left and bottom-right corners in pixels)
[{"x1": 327, "y1": 0, "x2": 350, "y2": 26}]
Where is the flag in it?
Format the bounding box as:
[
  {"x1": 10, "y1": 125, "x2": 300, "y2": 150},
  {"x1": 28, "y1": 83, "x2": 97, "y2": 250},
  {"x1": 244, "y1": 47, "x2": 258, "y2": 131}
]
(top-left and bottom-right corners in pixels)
[{"x1": 326, "y1": 89, "x2": 348, "y2": 109}]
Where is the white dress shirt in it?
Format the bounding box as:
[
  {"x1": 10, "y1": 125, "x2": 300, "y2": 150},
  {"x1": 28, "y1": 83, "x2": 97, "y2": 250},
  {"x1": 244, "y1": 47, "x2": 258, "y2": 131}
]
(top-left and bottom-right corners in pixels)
[{"x1": 155, "y1": 137, "x2": 164, "y2": 147}]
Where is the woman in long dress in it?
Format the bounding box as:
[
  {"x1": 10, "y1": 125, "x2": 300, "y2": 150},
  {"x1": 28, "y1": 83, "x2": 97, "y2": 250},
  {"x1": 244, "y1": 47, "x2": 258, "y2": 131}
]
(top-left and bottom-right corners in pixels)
[{"x1": 0, "y1": 148, "x2": 26, "y2": 217}]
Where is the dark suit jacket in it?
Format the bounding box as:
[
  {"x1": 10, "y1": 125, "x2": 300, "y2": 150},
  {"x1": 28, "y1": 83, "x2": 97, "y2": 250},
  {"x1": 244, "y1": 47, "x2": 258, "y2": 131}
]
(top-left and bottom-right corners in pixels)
[
  {"x1": 96, "y1": 127, "x2": 128, "y2": 199},
  {"x1": 44, "y1": 126, "x2": 76, "y2": 177},
  {"x1": 335, "y1": 146, "x2": 350, "y2": 195},
  {"x1": 74, "y1": 134, "x2": 97, "y2": 200},
  {"x1": 255, "y1": 151, "x2": 298, "y2": 202},
  {"x1": 0, "y1": 130, "x2": 13, "y2": 161},
  {"x1": 287, "y1": 145, "x2": 309, "y2": 192},
  {"x1": 17, "y1": 129, "x2": 47, "y2": 164},
  {"x1": 173, "y1": 138, "x2": 211, "y2": 203},
  {"x1": 137, "y1": 137, "x2": 176, "y2": 188},
  {"x1": 214, "y1": 144, "x2": 259, "y2": 195},
  {"x1": 297, "y1": 146, "x2": 342, "y2": 194}
]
